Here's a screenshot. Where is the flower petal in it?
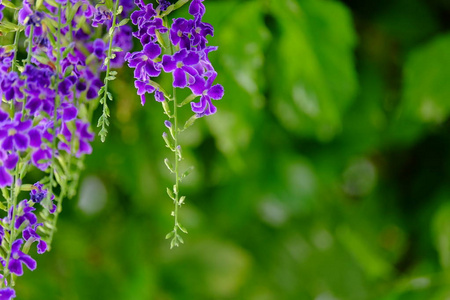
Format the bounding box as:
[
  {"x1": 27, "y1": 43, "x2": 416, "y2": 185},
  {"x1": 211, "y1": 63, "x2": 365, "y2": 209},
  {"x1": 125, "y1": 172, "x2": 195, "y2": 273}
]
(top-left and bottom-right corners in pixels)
[
  {"x1": 8, "y1": 259, "x2": 23, "y2": 276},
  {"x1": 19, "y1": 254, "x2": 36, "y2": 271},
  {"x1": 207, "y1": 84, "x2": 224, "y2": 100},
  {"x1": 0, "y1": 167, "x2": 12, "y2": 188},
  {"x1": 14, "y1": 133, "x2": 29, "y2": 151},
  {"x1": 173, "y1": 68, "x2": 187, "y2": 88}
]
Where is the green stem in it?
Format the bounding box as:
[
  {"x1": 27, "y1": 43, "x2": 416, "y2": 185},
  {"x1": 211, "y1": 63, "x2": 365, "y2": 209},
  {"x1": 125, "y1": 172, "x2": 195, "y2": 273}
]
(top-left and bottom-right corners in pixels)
[
  {"x1": 3, "y1": 167, "x2": 20, "y2": 287},
  {"x1": 98, "y1": 0, "x2": 120, "y2": 142},
  {"x1": 172, "y1": 86, "x2": 180, "y2": 236},
  {"x1": 46, "y1": 4, "x2": 63, "y2": 245},
  {"x1": 21, "y1": 25, "x2": 34, "y2": 119},
  {"x1": 10, "y1": 28, "x2": 20, "y2": 73}
]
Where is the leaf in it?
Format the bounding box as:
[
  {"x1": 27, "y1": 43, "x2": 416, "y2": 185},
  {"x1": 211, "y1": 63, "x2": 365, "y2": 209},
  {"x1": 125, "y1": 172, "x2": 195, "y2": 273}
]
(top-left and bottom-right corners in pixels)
[
  {"x1": 111, "y1": 47, "x2": 123, "y2": 53},
  {"x1": 401, "y1": 34, "x2": 450, "y2": 125},
  {"x1": 1, "y1": 0, "x2": 18, "y2": 9},
  {"x1": 180, "y1": 166, "x2": 194, "y2": 180},
  {"x1": 166, "y1": 187, "x2": 175, "y2": 200},
  {"x1": 183, "y1": 115, "x2": 198, "y2": 130},
  {"x1": 177, "y1": 224, "x2": 188, "y2": 234},
  {"x1": 164, "y1": 158, "x2": 174, "y2": 173},
  {"x1": 118, "y1": 18, "x2": 129, "y2": 27},
  {"x1": 165, "y1": 231, "x2": 175, "y2": 240},
  {"x1": 269, "y1": 0, "x2": 358, "y2": 141}
]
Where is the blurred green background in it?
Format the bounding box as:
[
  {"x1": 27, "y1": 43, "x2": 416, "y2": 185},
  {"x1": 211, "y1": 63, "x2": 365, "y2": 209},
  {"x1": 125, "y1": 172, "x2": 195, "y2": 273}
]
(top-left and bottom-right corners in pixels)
[{"x1": 18, "y1": 0, "x2": 450, "y2": 298}]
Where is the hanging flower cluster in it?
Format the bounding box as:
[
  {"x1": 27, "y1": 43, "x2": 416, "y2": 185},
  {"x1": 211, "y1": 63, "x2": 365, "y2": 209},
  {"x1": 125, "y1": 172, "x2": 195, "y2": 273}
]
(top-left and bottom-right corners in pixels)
[
  {"x1": 126, "y1": 0, "x2": 224, "y2": 248},
  {"x1": 0, "y1": 0, "x2": 222, "y2": 297},
  {"x1": 0, "y1": 0, "x2": 132, "y2": 298},
  {"x1": 126, "y1": 0, "x2": 224, "y2": 116}
]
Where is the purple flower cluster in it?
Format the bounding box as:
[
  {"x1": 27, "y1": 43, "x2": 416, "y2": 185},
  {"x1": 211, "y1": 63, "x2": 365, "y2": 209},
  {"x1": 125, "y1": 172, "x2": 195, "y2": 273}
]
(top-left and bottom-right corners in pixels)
[
  {"x1": 126, "y1": 0, "x2": 224, "y2": 116},
  {"x1": 0, "y1": 0, "x2": 133, "y2": 296},
  {"x1": 0, "y1": 184, "x2": 55, "y2": 298}
]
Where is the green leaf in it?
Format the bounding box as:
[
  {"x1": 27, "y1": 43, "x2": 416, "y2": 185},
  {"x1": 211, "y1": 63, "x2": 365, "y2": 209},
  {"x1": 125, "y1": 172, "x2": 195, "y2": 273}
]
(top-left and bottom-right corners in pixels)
[
  {"x1": 401, "y1": 34, "x2": 450, "y2": 125},
  {"x1": 1, "y1": 0, "x2": 18, "y2": 9},
  {"x1": 183, "y1": 115, "x2": 198, "y2": 130},
  {"x1": 180, "y1": 166, "x2": 194, "y2": 180},
  {"x1": 164, "y1": 158, "x2": 174, "y2": 173},
  {"x1": 118, "y1": 18, "x2": 129, "y2": 27},
  {"x1": 116, "y1": 5, "x2": 123, "y2": 15},
  {"x1": 166, "y1": 187, "x2": 175, "y2": 200},
  {"x1": 165, "y1": 231, "x2": 175, "y2": 240},
  {"x1": 177, "y1": 224, "x2": 188, "y2": 234},
  {"x1": 269, "y1": 0, "x2": 358, "y2": 141},
  {"x1": 111, "y1": 47, "x2": 123, "y2": 53}
]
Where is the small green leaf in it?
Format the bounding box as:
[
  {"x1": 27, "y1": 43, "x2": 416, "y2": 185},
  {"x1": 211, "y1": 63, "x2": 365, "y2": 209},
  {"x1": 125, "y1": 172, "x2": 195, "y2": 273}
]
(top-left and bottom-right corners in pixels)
[
  {"x1": 118, "y1": 18, "x2": 129, "y2": 27},
  {"x1": 108, "y1": 26, "x2": 115, "y2": 36},
  {"x1": 165, "y1": 231, "x2": 175, "y2": 240},
  {"x1": 177, "y1": 224, "x2": 188, "y2": 234},
  {"x1": 164, "y1": 158, "x2": 174, "y2": 173},
  {"x1": 117, "y1": 5, "x2": 124, "y2": 15},
  {"x1": 183, "y1": 115, "x2": 198, "y2": 130},
  {"x1": 180, "y1": 166, "x2": 194, "y2": 180},
  {"x1": 1, "y1": 0, "x2": 18, "y2": 9},
  {"x1": 166, "y1": 187, "x2": 175, "y2": 200}
]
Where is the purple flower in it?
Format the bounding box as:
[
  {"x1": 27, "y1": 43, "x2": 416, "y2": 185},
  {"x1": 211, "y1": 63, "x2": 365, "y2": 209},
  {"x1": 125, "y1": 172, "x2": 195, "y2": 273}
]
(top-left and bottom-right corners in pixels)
[
  {"x1": 134, "y1": 80, "x2": 155, "y2": 105},
  {"x1": 0, "y1": 5, "x2": 4, "y2": 22},
  {"x1": 0, "y1": 150, "x2": 19, "y2": 188},
  {"x1": 189, "y1": 0, "x2": 206, "y2": 20},
  {"x1": 131, "y1": 1, "x2": 167, "y2": 45},
  {"x1": 170, "y1": 18, "x2": 195, "y2": 50},
  {"x1": 31, "y1": 144, "x2": 52, "y2": 171},
  {"x1": 75, "y1": 69, "x2": 102, "y2": 100},
  {"x1": 91, "y1": 39, "x2": 108, "y2": 60},
  {"x1": 126, "y1": 42, "x2": 162, "y2": 80},
  {"x1": 111, "y1": 25, "x2": 133, "y2": 68},
  {"x1": 0, "y1": 288, "x2": 16, "y2": 300},
  {"x1": 30, "y1": 182, "x2": 47, "y2": 203},
  {"x1": 0, "y1": 114, "x2": 32, "y2": 152},
  {"x1": 8, "y1": 239, "x2": 37, "y2": 276},
  {"x1": 58, "y1": 120, "x2": 94, "y2": 158},
  {"x1": 131, "y1": 1, "x2": 156, "y2": 26},
  {"x1": 0, "y1": 72, "x2": 25, "y2": 101},
  {"x1": 158, "y1": 0, "x2": 171, "y2": 12},
  {"x1": 155, "y1": 90, "x2": 165, "y2": 102},
  {"x1": 92, "y1": 6, "x2": 112, "y2": 27},
  {"x1": 18, "y1": 1, "x2": 46, "y2": 37},
  {"x1": 0, "y1": 225, "x2": 4, "y2": 244},
  {"x1": 14, "y1": 200, "x2": 37, "y2": 230},
  {"x1": 23, "y1": 223, "x2": 47, "y2": 254},
  {"x1": 0, "y1": 48, "x2": 14, "y2": 74},
  {"x1": 190, "y1": 74, "x2": 224, "y2": 116},
  {"x1": 74, "y1": 120, "x2": 95, "y2": 157},
  {"x1": 58, "y1": 75, "x2": 77, "y2": 97},
  {"x1": 162, "y1": 49, "x2": 200, "y2": 88}
]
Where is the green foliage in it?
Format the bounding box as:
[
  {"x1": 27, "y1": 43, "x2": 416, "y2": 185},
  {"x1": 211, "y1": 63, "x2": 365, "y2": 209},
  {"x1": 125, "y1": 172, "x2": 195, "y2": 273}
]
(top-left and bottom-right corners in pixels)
[{"x1": 12, "y1": 0, "x2": 450, "y2": 299}]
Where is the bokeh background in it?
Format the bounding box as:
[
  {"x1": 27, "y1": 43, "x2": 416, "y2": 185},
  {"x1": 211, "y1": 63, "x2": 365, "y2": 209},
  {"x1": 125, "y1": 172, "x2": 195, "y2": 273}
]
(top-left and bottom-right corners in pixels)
[{"x1": 16, "y1": 0, "x2": 450, "y2": 299}]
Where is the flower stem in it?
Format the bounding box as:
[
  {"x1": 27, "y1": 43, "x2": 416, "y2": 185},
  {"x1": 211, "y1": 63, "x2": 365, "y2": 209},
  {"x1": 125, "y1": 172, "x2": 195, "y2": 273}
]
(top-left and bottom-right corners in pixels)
[
  {"x1": 46, "y1": 4, "x2": 64, "y2": 246},
  {"x1": 98, "y1": 0, "x2": 120, "y2": 143},
  {"x1": 20, "y1": 25, "x2": 34, "y2": 119},
  {"x1": 3, "y1": 167, "x2": 20, "y2": 287}
]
